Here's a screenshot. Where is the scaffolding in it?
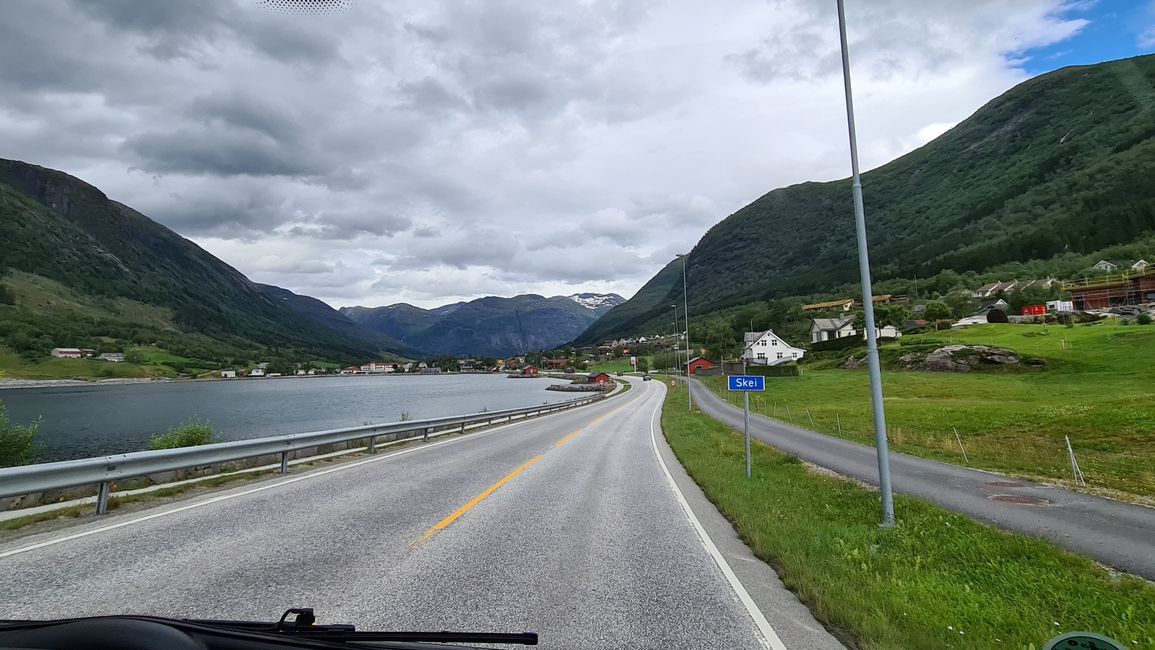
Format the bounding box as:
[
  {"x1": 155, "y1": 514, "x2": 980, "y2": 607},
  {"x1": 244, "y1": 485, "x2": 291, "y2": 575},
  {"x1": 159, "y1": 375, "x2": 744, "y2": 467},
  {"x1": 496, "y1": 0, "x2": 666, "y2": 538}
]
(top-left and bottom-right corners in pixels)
[{"x1": 1062, "y1": 267, "x2": 1155, "y2": 309}]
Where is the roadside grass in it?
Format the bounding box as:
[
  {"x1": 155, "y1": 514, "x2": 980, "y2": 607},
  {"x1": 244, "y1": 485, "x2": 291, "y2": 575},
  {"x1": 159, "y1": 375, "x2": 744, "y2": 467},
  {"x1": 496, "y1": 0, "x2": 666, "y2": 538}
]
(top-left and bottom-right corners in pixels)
[
  {"x1": 661, "y1": 386, "x2": 1155, "y2": 649},
  {"x1": 703, "y1": 323, "x2": 1155, "y2": 497},
  {"x1": 589, "y1": 357, "x2": 650, "y2": 374}
]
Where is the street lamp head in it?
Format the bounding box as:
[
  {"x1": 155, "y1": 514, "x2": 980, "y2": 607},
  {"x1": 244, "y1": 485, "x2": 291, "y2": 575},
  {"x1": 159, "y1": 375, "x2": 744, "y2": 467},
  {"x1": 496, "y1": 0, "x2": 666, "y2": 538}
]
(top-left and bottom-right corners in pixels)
[{"x1": 675, "y1": 253, "x2": 686, "y2": 258}]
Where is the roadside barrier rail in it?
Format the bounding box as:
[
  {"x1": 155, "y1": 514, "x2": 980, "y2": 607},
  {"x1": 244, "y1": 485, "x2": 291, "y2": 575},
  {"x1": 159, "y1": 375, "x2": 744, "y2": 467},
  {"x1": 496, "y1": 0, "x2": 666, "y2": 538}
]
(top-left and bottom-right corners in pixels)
[{"x1": 0, "y1": 393, "x2": 606, "y2": 515}]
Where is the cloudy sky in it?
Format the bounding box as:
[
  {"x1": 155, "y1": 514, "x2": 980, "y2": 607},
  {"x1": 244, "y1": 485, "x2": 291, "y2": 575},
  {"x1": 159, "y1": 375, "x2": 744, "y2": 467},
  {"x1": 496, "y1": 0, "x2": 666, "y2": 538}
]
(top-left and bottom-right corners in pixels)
[{"x1": 2, "y1": 1, "x2": 1153, "y2": 308}]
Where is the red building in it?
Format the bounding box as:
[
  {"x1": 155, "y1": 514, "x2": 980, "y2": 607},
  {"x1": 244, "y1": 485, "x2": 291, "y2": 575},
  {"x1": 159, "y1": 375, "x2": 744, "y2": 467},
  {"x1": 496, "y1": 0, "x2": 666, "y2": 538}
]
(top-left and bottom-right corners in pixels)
[
  {"x1": 1021, "y1": 304, "x2": 1047, "y2": 316},
  {"x1": 522, "y1": 366, "x2": 539, "y2": 377},
  {"x1": 687, "y1": 357, "x2": 716, "y2": 375},
  {"x1": 587, "y1": 372, "x2": 611, "y2": 384}
]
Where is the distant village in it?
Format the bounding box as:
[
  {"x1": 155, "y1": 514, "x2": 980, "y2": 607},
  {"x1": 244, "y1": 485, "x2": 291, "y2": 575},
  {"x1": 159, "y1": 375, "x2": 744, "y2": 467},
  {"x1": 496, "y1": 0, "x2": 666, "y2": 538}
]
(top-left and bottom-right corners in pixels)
[{"x1": 45, "y1": 259, "x2": 1152, "y2": 379}]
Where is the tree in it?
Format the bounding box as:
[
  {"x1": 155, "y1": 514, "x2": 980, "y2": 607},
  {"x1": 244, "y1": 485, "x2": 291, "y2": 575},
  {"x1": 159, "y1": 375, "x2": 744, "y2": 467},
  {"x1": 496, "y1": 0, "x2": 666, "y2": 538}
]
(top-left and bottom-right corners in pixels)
[
  {"x1": 923, "y1": 301, "x2": 952, "y2": 321},
  {"x1": 941, "y1": 289, "x2": 979, "y2": 318},
  {"x1": 637, "y1": 357, "x2": 650, "y2": 373}
]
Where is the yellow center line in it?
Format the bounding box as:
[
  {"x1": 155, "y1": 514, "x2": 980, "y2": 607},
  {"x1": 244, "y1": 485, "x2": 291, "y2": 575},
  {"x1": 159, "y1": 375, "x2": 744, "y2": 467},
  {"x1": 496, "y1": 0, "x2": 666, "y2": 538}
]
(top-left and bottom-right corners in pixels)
[
  {"x1": 413, "y1": 454, "x2": 543, "y2": 545},
  {"x1": 412, "y1": 390, "x2": 645, "y2": 547}
]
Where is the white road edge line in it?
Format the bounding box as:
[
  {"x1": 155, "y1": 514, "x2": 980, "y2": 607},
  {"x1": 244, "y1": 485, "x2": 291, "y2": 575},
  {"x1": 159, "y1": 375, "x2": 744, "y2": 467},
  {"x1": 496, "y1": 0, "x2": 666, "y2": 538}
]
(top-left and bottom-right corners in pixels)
[
  {"x1": 647, "y1": 385, "x2": 788, "y2": 650},
  {"x1": 0, "y1": 400, "x2": 614, "y2": 560}
]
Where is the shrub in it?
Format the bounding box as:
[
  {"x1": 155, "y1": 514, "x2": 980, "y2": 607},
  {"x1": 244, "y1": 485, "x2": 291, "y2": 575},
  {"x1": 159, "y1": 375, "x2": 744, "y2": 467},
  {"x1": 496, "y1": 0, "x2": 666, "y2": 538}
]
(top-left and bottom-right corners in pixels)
[
  {"x1": 1139, "y1": 313, "x2": 1153, "y2": 325},
  {"x1": 149, "y1": 419, "x2": 215, "y2": 450},
  {"x1": 0, "y1": 400, "x2": 39, "y2": 467}
]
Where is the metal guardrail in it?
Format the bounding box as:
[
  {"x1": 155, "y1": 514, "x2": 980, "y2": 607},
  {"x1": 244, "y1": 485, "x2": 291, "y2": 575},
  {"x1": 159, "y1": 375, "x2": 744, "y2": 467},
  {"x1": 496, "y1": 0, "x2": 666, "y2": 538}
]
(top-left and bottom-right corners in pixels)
[{"x1": 0, "y1": 393, "x2": 605, "y2": 515}]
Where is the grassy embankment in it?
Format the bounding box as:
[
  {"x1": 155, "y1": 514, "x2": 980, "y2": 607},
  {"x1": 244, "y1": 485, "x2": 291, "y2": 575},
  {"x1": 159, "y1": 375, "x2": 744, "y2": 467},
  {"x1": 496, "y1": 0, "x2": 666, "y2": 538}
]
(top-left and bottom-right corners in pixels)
[
  {"x1": 662, "y1": 385, "x2": 1155, "y2": 649},
  {"x1": 703, "y1": 322, "x2": 1155, "y2": 498}
]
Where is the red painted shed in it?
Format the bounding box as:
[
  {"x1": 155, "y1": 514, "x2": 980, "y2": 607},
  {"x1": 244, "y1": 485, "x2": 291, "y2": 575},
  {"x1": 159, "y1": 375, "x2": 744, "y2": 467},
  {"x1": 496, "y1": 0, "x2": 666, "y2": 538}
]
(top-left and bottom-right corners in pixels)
[
  {"x1": 687, "y1": 357, "x2": 716, "y2": 375},
  {"x1": 587, "y1": 372, "x2": 611, "y2": 384}
]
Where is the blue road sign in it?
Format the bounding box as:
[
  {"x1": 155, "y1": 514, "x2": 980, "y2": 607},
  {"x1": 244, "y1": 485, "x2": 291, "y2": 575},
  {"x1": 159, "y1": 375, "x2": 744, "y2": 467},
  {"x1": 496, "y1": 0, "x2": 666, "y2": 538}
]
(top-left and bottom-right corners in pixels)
[{"x1": 727, "y1": 375, "x2": 765, "y2": 391}]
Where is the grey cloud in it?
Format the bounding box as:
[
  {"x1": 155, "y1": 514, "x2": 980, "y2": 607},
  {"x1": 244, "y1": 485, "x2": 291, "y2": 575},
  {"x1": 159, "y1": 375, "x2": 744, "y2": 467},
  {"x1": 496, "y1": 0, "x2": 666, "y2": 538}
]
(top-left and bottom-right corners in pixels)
[
  {"x1": 413, "y1": 225, "x2": 441, "y2": 238},
  {"x1": 189, "y1": 91, "x2": 305, "y2": 144},
  {"x1": 124, "y1": 129, "x2": 328, "y2": 177}
]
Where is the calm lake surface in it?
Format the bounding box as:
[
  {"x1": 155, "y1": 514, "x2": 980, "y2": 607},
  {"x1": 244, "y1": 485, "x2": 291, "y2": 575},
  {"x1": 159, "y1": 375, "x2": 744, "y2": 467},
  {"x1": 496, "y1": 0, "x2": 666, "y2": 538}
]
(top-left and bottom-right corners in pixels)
[{"x1": 2, "y1": 374, "x2": 566, "y2": 462}]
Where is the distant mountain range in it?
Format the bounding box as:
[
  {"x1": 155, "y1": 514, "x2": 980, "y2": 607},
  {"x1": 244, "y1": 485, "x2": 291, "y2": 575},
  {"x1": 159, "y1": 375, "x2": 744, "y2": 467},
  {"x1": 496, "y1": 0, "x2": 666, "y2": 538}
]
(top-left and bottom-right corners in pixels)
[
  {"x1": 577, "y1": 53, "x2": 1155, "y2": 344},
  {"x1": 0, "y1": 157, "x2": 619, "y2": 363},
  {"x1": 341, "y1": 293, "x2": 624, "y2": 358}
]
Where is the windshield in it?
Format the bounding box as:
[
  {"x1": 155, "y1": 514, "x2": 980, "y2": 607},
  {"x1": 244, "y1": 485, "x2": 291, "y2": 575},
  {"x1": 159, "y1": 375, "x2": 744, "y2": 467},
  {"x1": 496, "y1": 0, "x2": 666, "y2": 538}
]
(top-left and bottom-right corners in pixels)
[{"x1": 1, "y1": 1, "x2": 1153, "y2": 649}]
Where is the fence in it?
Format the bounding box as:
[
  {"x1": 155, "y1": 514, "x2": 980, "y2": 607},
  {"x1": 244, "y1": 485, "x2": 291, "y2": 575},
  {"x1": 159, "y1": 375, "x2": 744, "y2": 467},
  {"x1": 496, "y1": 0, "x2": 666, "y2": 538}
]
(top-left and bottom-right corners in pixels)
[{"x1": 0, "y1": 394, "x2": 605, "y2": 516}]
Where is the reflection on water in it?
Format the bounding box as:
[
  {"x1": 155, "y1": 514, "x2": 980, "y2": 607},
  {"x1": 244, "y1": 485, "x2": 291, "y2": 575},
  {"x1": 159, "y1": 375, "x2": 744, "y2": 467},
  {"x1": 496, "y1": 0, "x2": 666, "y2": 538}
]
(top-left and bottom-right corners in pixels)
[{"x1": 3, "y1": 374, "x2": 561, "y2": 462}]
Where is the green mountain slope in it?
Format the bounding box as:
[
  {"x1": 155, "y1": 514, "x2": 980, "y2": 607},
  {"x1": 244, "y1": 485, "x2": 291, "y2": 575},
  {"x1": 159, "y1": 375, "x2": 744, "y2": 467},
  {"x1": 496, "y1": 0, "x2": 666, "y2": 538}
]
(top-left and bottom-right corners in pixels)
[
  {"x1": 0, "y1": 159, "x2": 399, "y2": 362},
  {"x1": 578, "y1": 54, "x2": 1155, "y2": 343},
  {"x1": 343, "y1": 293, "x2": 624, "y2": 357},
  {"x1": 256, "y1": 284, "x2": 415, "y2": 358}
]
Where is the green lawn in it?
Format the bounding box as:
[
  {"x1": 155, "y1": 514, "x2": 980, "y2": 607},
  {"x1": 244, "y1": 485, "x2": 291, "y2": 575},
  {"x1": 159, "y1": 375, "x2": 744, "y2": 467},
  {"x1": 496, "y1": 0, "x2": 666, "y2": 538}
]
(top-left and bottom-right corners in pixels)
[
  {"x1": 702, "y1": 322, "x2": 1155, "y2": 498},
  {"x1": 588, "y1": 357, "x2": 651, "y2": 374},
  {"x1": 662, "y1": 386, "x2": 1155, "y2": 649},
  {"x1": 0, "y1": 347, "x2": 163, "y2": 380}
]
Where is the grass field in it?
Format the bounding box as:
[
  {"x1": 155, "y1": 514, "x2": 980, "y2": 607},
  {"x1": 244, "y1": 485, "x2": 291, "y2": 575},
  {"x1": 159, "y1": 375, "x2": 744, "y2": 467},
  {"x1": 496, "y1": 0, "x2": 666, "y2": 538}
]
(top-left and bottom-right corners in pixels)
[
  {"x1": 662, "y1": 386, "x2": 1155, "y2": 649},
  {"x1": 702, "y1": 322, "x2": 1155, "y2": 498},
  {"x1": 0, "y1": 347, "x2": 163, "y2": 380},
  {"x1": 588, "y1": 357, "x2": 651, "y2": 374}
]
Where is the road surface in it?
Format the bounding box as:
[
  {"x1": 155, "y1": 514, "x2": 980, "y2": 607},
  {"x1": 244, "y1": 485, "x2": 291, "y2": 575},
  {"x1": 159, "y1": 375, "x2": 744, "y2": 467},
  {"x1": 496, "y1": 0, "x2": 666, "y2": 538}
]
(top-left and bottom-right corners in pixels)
[
  {"x1": 690, "y1": 378, "x2": 1155, "y2": 579},
  {"x1": 0, "y1": 379, "x2": 843, "y2": 650}
]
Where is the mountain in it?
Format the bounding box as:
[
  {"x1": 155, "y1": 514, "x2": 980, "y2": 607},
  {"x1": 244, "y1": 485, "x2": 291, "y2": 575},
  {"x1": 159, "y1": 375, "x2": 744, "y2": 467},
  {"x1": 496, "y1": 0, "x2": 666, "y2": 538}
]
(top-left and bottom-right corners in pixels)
[
  {"x1": 0, "y1": 159, "x2": 406, "y2": 362},
  {"x1": 342, "y1": 293, "x2": 624, "y2": 357},
  {"x1": 577, "y1": 54, "x2": 1155, "y2": 344},
  {"x1": 255, "y1": 284, "x2": 415, "y2": 358}
]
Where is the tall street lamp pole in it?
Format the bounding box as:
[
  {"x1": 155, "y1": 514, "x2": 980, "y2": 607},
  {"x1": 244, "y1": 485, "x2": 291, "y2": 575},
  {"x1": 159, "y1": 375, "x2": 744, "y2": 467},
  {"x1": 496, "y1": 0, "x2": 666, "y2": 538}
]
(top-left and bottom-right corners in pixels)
[
  {"x1": 676, "y1": 253, "x2": 691, "y2": 412},
  {"x1": 671, "y1": 304, "x2": 679, "y2": 380},
  {"x1": 836, "y1": 0, "x2": 895, "y2": 527}
]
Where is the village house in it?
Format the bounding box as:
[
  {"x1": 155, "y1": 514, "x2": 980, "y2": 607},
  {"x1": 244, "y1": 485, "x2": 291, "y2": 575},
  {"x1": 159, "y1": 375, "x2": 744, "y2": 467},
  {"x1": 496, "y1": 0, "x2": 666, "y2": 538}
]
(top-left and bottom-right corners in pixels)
[
  {"x1": 249, "y1": 368, "x2": 266, "y2": 377},
  {"x1": 50, "y1": 348, "x2": 92, "y2": 359},
  {"x1": 359, "y1": 362, "x2": 393, "y2": 374},
  {"x1": 743, "y1": 331, "x2": 805, "y2": 366},
  {"x1": 1090, "y1": 259, "x2": 1149, "y2": 273},
  {"x1": 687, "y1": 357, "x2": 717, "y2": 375},
  {"x1": 340, "y1": 366, "x2": 361, "y2": 374},
  {"x1": 810, "y1": 318, "x2": 901, "y2": 343},
  {"x1": 810, "y1": 317, "x2": 857, "y2": 343},
  {"x1": 97, "y1": 352, "x2": 125, "y2": 362},
  {"x1": 587, "y1": 372, "x2": 612, "y2": 385},
  {"x1": 802, "y1": 298, "x2": 855, "y2": 313},
  {"x1": 220, "y1": 369, "x2": 237, "y2": 379}
]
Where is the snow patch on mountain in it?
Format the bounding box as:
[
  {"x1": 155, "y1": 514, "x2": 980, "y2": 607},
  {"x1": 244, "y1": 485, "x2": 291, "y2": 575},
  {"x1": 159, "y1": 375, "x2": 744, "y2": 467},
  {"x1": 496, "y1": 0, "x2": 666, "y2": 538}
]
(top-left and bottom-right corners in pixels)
[{"x1": 565, "y1": 293, "x2": 626, "y2": 311}]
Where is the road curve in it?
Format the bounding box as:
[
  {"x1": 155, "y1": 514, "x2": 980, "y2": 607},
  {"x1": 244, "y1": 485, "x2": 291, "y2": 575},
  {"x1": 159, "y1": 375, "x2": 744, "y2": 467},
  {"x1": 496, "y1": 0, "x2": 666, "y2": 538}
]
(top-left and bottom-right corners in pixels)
[
  {"x1": 1, "y1": 379, "x2": 843, "y2": 649},
  {"x1": 690, "y1": 378, "x2": 1155, "y2": 579}
]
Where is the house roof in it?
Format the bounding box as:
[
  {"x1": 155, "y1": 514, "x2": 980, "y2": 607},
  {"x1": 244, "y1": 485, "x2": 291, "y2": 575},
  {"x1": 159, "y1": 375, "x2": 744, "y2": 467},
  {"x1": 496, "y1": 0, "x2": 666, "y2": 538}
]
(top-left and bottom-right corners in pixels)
[
  {"x1": 687, "y1": 356, "x2": 714, "y2": 365},
  {"x1": 811, "y1": 317, "x2": 854, "y2": 332},
  {"x1": 976, "y1": 282, "x2": 999, "y2": 292},
  {"x1": 802, "y1": 298, "x2": 854, "y2": 311}
]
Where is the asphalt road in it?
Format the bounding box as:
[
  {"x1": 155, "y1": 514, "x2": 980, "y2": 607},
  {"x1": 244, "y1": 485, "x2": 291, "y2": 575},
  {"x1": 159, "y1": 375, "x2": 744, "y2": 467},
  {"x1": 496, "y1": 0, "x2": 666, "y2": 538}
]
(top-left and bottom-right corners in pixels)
[
  {"x1": 0, "y1": 379, "x2": 843, "y2": 650},
  {"x1": 690, "y1": 378, "x2": 1155, "y2": 579}
]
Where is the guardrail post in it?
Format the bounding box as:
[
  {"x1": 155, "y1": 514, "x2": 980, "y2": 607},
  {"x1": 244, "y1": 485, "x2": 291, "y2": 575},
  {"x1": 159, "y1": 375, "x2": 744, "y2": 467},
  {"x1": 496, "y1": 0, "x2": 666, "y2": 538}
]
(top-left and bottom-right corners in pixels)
[
  {"x1": 280, "y1": 452, "x2": 289, "y2": 474},
  {"x1": 423, "y1": 427, "x2": 430, "y2": 442},
  {"x1": 368, "y1": 435, "x2": 377, "y2": 454},
  {"x1": 95, "y1": 481, "x2": 111, "y2": 515}
]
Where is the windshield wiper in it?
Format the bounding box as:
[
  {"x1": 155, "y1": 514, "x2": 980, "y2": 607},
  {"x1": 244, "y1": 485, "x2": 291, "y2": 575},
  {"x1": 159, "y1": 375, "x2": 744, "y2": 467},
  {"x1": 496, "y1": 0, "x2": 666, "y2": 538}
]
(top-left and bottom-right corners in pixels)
[
  {"x1": 186, "y1": 608, "x2": 539, "y2": 646},
  {"x1": 0, "y1": 609, "x2": 539, "y2": 648}
]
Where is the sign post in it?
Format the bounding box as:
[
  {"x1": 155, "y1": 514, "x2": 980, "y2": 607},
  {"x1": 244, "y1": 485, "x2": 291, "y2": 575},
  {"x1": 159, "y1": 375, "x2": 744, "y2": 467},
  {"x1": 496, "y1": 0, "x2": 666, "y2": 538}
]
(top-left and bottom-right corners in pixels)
[{"x1": 728, "y1": 375, "x2": 766, "y2": 479}]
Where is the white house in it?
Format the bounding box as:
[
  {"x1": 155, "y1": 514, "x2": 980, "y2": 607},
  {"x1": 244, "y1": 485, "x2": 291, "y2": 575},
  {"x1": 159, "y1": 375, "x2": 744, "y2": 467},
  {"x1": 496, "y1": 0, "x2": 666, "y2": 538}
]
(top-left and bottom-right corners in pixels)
[
  {"x1": 50, "y1": 348, "x2": 87, "y2": 359},
  {"x1": 360, "y1": 362, "x2": 393, "y2": 374},
  {"x1": 742, "y1": 331, "x2": 805, "y2": 366},
  {"x1": 220, "y1": 369, "x2": 237, "y2": 379},
  {"x1": 250, "y1": 368, "x2": 266, "y2": 377},
  {"x1": 810, "y1": 317, "x2": 857, "y2": 343},
  {"x1": 811, "y1": 317, "x2": 902, "y2": 343}
]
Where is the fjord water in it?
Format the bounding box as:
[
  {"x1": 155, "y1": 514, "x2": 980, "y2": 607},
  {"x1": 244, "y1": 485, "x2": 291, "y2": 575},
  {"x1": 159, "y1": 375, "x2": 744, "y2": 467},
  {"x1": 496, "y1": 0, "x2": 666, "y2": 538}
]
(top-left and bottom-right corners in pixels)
[{"x1": 4, "y1": 375, "x2": 565, "y2": 462}]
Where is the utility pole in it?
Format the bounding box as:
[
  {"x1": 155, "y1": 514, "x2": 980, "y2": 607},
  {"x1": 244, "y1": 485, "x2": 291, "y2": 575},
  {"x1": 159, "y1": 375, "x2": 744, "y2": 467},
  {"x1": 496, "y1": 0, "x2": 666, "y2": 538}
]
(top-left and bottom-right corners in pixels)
[
  {"x1": 837, "y1": 0, "x2": 895, "y2": 527},
  {"x1": 671, "y1": 304, "x2": 679, "y2": 380},
  {"x1": 677, "y1": 253, "x2": 692, "y2": 411}
]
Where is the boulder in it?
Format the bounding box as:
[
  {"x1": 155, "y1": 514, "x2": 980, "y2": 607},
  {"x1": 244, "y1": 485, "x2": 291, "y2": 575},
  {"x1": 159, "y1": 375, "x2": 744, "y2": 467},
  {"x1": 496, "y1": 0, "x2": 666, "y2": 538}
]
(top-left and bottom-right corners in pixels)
[{"x1": 901, "y1": 345, "x2": 1022, "y2": 372}]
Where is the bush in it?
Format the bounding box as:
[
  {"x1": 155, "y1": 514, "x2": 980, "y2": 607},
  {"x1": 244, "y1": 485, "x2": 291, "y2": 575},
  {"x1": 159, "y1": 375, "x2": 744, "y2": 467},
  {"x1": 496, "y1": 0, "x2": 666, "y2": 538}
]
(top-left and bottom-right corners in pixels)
[
  {"x1": 1139, "y1": 313, "x2": 1153, "y2": 325},
  {"x1": 149, "y1": 419, "x2": 215, "y2": 450},
  {"x1": 0, "y1": 400, "x2": 39, "y2": 467}
]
